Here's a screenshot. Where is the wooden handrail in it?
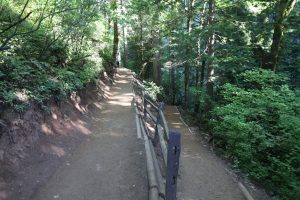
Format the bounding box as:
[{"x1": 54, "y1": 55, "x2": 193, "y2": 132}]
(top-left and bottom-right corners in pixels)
[
  {"x1": 132, "y1": 75, "x2": 180, "y2": 200},
  {"x1": 145, "y1": 107, "x2": 157, "y2": 123},
  {"x1": 144, "y1": 97, "x2": 159, "y2": 111},
  {"x1": 159, "y1": 110, "x2": 170, "y2": 141}
]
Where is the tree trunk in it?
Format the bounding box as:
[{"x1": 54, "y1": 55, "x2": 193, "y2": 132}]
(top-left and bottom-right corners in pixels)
[
  {"x1": 184, "y1": 0, "x2": 195, "y2": 108},
  {"x1": 194, "y1": 64, "x2": 200, "y2": 113},
  {"x1": 194, "y1": 2, "x2": 208, "y2": 114},
  {"x1": 184, "y1": 62, "x2": 190, "y2": 108},
  {"x1": 122, "y1": 25, "x2": 128, "y2": 68},
  {"x1": 206, "y1": 0, "x2": 215, "y2": 99},
  {"x1": 121, "y1": 0, "x2": 128, "y2": 68},
  {"x1": 200, "y1": 60, "x2": 205, "y2": 88},
  {"x1": 170, "y1": 68, "x2": 176, "y2": 104},
  {"x1": 112, "y1": 0, "x2": 119, "y2": 64},
  {"x1": 112, "y1": 20, "x2": 119, "y2": 64},
  {"x1": 270, "y1": 0, "x2": 297, "y2": 71},
  {"x1": 152, "y1": 30, "x2": 161, "y2": 85},
  {"x1": 139, "y1": 13, "x2": 144, "y2": 76}
]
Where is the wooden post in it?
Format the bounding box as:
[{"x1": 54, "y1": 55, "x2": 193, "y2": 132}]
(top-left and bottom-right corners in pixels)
[
  {"x1": 143, "y1": 93, "x2": 148, "y2": 119},
  {"x1": 159, "y1": 102, "x2": 164, "y2": 111},
  {"x1": 166, "y1": 130, "x2": 181, "y2": 200},
  {"x1": 154, "y1": 102, "x2": 165, "y2": 146},
  {"x1": 153, "y1": 104, "x2": 162, "y2": 146}
]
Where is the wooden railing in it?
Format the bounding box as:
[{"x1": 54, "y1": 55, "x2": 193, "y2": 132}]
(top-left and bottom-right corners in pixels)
[{"x1": 131, "y1": 77, "x2": 181, "y2": 200}]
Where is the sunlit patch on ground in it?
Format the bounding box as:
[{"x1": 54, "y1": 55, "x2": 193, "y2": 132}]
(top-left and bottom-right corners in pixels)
[
  {"x1": 70, "y1": 120, "x2": 91, "y2": 135},
  {"x1": 0, "y1": 178, "x2": 9, "y2": 200},
  {"x1": 41, "y1": 144, "x2": 66, "y2": 157},
  {"x1": 0, "y1": 191, "x2": 8, "y2": 200},
  {"x1": 114, "y1": 79, "x2": 129, "y2": 84},
  {"x1": 171, "y1": 122, "x2": 184, "y2": 129},
  {"x1": 107, "y1": 91, "x2": 133, "y2": 107},
  {"x1": 92, "y1": 102, "x2": 104, "y2": 109},
  {"x1": 41, "y1": 123, "x2": 54, "y2": 135},
  {"x1": 107, "y1": 100, "x2": 132, "y2": 107}
]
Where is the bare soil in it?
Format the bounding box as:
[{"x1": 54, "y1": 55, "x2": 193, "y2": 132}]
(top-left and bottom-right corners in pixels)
[
  {"x1": 0, "y1": 71, "x2": 145, "y2": 200},
  {"x1": 31, "y1": 69, "x2": 147, "y2": 200}
]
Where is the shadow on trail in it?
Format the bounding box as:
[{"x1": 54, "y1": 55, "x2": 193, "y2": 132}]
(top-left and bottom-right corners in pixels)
[{"x1": 31, "y1": 69, "x2": 148, "y2": 200}]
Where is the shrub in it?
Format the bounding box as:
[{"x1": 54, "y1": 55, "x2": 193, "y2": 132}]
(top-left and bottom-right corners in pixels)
[
  {"x1": 144, "y1": 81, "x2": 163, "y2": 101},
  {"x1": 210, "y1": 69, "x2": 300, "y2": 199}
]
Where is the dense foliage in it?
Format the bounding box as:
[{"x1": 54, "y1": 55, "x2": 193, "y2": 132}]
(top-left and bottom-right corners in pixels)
[
  {"x1": 211, "y1": 69, "x2": 300, "y2": 199},
  {"x1": 123, "y1": 0, "x2": 300, "y2": 199},
  {"x1": 0, "y1": 0, "x2": 115, "y2": 111}
]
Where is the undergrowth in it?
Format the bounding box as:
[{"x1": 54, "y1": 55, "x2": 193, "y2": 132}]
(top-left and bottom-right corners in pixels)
[{"x1": 210, "y1": 69, "x2": 300, "y2": 199}]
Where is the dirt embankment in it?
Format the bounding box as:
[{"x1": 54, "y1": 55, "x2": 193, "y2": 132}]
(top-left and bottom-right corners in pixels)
[{"x1": 0, "y1": 73, "x2": 113, "y2": 200}]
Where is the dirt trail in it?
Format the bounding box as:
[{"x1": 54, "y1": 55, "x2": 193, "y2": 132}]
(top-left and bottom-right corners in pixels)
[
  {"x1": 31, "y1": 69, "x2": 147, "y2": 200},
  {"x1": 164, "y1": 106, "x2": 245, "y2": 200}
]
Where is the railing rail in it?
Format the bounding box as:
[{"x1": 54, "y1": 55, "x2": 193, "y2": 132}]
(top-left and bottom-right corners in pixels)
[{"x1": 131, "y1": 77, "x2": 181, "y2": 200}]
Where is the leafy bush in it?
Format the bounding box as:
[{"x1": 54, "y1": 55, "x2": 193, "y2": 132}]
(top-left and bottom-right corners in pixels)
[
  {"x1": 0, "y1": 1, "x2": 108, "y2": 111},
  {"x1": 99, "y1": 47, "x2": 114, "y2": 72},
  {"x1": 77, "y1": 60, "x2": 103, "y2": 84},
  {"x1": 210, "y1": 69, "x2": 300, "y2": 199},
  {"x1": 0, "y1": 54, "x2": 103, "y2": 108},
  {"x1": 144, "y1": 81, "x2": 163, "y2": 101}
]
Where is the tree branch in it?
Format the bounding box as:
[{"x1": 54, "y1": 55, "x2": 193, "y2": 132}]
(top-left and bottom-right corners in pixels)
[
  {"x1": 17, "y1": 7, "x2": 79, "y2": 36},
  {"x1": 0, "y1": 11, "x2": 32, "y2": 35},
  {"x1": 0, "y1": 0, "x2": 31, "y2": 51}
]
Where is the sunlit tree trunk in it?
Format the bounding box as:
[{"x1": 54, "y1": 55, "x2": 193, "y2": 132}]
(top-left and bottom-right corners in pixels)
[
  {"x1": 184, "y1": 0, "x2": 195, "y2": 108},
  {"x1": 206, "y1": 0, "x2": 215, "y2": 99},
  {"x1": 152, "y1": 30, "x2": 161, "y2": 85},
  {"x1": 122, "y1": 24, "x2": 128, "y2": 69},
  {"x1": 138, "y1": 13, "x2": 144, "y2": 74},
  {"x1": 120, "y1": 0, "x2": 128, "y2": 68},
  {"x1": 195, "y1": 2, "x2": 207, "y2": 113},
  {"x1": 170, "y1": 38, "x2": 176, "y2": 105},
  {"x1": 270, "y1": 0, "x2": 297, "y2": 72},
  {"x1": 112, "y1": 0, "x2": 119, "y2": 65}
]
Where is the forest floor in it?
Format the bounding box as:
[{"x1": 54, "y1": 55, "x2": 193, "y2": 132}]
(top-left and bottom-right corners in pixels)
[{"x1": 164, "y1": 106, "x2": 271, "y2": 200}]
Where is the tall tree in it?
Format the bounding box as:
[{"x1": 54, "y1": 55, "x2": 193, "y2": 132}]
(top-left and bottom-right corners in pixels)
[
  {"x1": 270, "y1": 0, "x2": 297, "y2": 71},
  {"x1": 206, "y1": 0, "x2": 215, "y2": 99},
  {"x1": 194, "y1": 1, "x2": 208, "y2": 113},
  {"x1": 111, "y1": 0, "x2": 119, "y2": 65},
  {"x1": 120, "y1": 0, "x2": 128, "y2": 68},
  {"x1": 184, "y1": 0, "x2": 195, "y2": 108},
  {"x1": 152, "y1": 29, "x2": 161, "y2": 85}
]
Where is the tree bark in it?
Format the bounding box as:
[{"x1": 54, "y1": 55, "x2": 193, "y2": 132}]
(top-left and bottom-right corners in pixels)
[
  {"x1": 270, "y1": 0, "x2": 297, "y2": 71},
  {"x1": 152, "y1": 30, "x2": 161, "y2": 85},
  {"x1": 112, "y1": 0, "x2": 119, "y2": 64},
  {"x1": 194, "y1": 2, "x2": 207, "y2": 114},
  {"x1": 139, "y1": 13, "x2": 144, "y2": 74},
  {"x1": 200, "y1": 60, "x2": 205, "y2": 88},
  {"x1": 112, "y1": 19, "x2": 119, "y2": 64},
  {"x1": 206, "y1": 0, "x2": 215, "y2": 99},
  {"x1": 120, "y1": 0, "x2": 128, "y2": 68},
  {"x1": 184, "y1": 0, "x2": 195, "y2": 108},
  {"x1": 170, "y1": 68, "x2": 176, "y2": 104},
  {"x1": 122, "y1": 22, "x2": 128, "y2": 69}
]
